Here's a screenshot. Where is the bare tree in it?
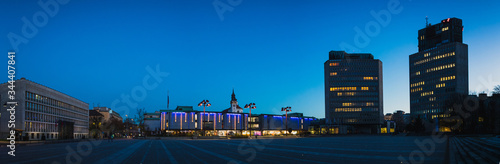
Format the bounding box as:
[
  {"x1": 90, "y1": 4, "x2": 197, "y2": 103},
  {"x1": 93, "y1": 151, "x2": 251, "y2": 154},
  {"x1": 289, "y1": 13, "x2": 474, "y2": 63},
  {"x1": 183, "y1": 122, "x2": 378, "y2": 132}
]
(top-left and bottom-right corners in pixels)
[
  {"x1": 493, "y1": 85, "x2": 500, "y2": 94},
  {"x1": 135, "y1": 108, "x2": 146, "y2": 134}
]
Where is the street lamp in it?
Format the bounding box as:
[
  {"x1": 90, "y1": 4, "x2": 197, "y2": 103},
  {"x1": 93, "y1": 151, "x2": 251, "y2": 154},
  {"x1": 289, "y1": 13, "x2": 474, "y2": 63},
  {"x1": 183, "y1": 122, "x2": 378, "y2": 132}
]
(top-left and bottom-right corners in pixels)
[
  {"x1": 198, "y1": 100, "x2": 211, "y2": 136},
  {"x1": 244, "y1": 103, "x2": 256, "y2": 137},
  {"x1": 281, "y1": 106, "x2": 292, "y2": 136}
]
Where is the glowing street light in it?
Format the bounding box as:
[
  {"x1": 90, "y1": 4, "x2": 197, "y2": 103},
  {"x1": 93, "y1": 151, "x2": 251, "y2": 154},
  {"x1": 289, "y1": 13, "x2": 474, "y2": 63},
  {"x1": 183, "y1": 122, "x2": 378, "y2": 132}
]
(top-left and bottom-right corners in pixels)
[
  {"x1": 281, "y1": 106, "x2": 292, "y2": 136},
  {"x1": 244, "y1": 103, "x2": 256, "y2": 137},
  {"x1": 198, "y1": 100, "x2": 211, "y2": 136}
]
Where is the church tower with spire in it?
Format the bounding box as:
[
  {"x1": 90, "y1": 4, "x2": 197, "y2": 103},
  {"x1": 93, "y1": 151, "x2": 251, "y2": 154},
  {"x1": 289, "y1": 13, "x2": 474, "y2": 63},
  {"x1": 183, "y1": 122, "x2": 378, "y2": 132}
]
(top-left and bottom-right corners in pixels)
[{"x1": 229, "y1": 89, "x2": 243, "y2": 113}]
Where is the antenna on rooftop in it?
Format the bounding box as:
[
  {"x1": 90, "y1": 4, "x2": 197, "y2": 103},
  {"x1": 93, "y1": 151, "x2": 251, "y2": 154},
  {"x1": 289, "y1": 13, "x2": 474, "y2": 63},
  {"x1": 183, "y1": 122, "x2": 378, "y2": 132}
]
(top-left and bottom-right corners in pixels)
[
  {"x1": 425, "y1": 16, "x2": 429, "y2": 27},
  {"x1": 167, "y1": 90, "x2": 170, "y2": 109}
]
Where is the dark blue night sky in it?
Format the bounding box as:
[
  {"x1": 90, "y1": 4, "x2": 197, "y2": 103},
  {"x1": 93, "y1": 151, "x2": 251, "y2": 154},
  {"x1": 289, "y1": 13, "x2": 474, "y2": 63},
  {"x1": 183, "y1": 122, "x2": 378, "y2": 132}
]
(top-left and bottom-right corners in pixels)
[{"x1": 1, "y1": 0, "x2": 500, "y2": 118}]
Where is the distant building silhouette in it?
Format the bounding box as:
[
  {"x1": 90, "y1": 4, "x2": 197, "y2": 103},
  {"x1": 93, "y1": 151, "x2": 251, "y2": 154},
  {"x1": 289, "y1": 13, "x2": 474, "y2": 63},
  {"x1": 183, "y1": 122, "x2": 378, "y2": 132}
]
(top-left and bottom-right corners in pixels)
[
  {"x1": 409, "y1": 17, "x2": 469, "y2": 132},
  {"x1": 324, "y1": 51, "x2": 383, "y2": 134}
]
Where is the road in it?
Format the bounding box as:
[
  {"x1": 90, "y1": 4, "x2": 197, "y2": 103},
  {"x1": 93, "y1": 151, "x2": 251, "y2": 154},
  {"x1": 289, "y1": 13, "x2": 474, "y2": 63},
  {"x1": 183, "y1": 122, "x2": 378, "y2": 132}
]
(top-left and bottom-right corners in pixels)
[{"x1": 0, "y1": 136, "x2": 447, "y2": 164}]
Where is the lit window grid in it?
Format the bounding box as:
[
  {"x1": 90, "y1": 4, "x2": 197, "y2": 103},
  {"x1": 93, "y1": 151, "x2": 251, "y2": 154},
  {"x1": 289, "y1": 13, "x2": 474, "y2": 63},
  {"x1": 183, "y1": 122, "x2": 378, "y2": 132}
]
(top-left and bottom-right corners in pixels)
[
  {"x1": 24, "y1": 92, "x2": 88, "y2": 134},
  {"x1": 411, "y1": 81, "x2": 425, "y2": 88},
  {"x1": 329, "y1": 63, "x2": 339, "y2": 66},
  {"x1": 342, "y1": 102, "x2": 375, "y2": 107},
  {"x1": 411, "y1": 87, "x2": 422, "y2": 93},
  {"x1": 330, "y1": 87, "x2": 357, "y2": 91},
  {"x1": 436, "y1": 83, "x2": 446, "y2": 88},
  {"x1": 421, "y1": 91, "x2": 434, "y2": 97},
  {"x1": 426, "y1": 63, "x2": 455, "y2": 73},
  {"x1": 414, "y1": 52, "x2": 455, "y2": 65},
  {"x1": 440, "y1": 75, "x2": 455, "y2": 81}
]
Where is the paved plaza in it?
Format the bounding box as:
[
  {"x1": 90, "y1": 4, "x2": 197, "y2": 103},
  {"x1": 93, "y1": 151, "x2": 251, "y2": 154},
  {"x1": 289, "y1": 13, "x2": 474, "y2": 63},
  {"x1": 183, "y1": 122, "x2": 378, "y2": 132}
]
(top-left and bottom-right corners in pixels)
[{"x1": 0, "y1": 136, "x2": 447, "y2": 164}]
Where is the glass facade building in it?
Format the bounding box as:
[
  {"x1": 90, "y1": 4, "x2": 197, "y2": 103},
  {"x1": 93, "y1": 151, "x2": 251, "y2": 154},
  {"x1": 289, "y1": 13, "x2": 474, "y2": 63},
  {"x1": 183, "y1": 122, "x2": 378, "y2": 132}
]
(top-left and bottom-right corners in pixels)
[
  {"x1": 324, "y1": 51, "x2": 383, "y2": 134},
  {"x1": 0, "y1": 78, "x2": 89, "y2": 140},
  {"x1": 409, "y1": 18, "x2": 469, "y2": 131}
]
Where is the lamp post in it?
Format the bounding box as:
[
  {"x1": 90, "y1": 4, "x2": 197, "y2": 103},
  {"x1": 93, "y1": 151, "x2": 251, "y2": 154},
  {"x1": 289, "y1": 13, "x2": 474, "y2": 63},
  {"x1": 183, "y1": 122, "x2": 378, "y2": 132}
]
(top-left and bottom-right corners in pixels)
[
  {"x1": 244, "y1": 103, "x2": 256, "y2": 137},
  {"x1": 281, "y1": 106, "x2": 291, "y2": 136},
  {"x1": 198, "y1": 100, "x2": 211, "y2": 136}
]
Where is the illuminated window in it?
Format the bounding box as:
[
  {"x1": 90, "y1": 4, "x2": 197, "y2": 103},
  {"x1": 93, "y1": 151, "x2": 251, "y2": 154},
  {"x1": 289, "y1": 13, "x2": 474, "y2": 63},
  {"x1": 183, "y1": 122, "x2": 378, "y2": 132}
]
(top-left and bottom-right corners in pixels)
[
  {"x1": 345, "y1": 92, "x2": 356, "y2": 96},
  {"x1": 429, "y1": 97, "x2": 436, "y2": 101},
  {"x1": 440, "y1": 75, "x2": 455, "y2": 81},
  {"x1": 424, "y1": 53, "x2": 430, "y2": 57},
  {"x1": 421, "y1": 91, "x2": 434, "y2": 97},
  {"x1": 329, "y1": 63, "x2": 339, "y2": 66},
  {"x1": 411, "y1": 87, "x2": 422, "y2": 93},
  {"x1": 411, "y1": 81, "x2": 425, "y2": 88},
  {"x1": 436, "y1": 83, "x2": 446, "y2": 88},
  {"x1": 442, "y1": 27, "x2": 449, "y2": 31},
  {"x1": 363, "y1": 77, "x2": 375, "y2": 80},
  {"x1": 330, "y1": 87, "x2": 357, "y2": 91},
  {"x1": 337, "y1": 92, "x2": 342, "y2": 96},
  {"x1": 361, "y1": 87, "x2": 369, "y2": 90},
  {"x1": 335, "y1": 108, "x2": 362, "y2": 112},
  {"x1": 415, "y1": 71, "x2": 420, "y2": 75},
  {"x1": 426, "y1": 63, "x2": 455, "y2": 73},
  {"x1": 342, "y1": 103, "x2": 353, "y2": 107},
  {"x1": 330, "y1": 72, "x2": 337, "y2": 76},
  {"x1": 415, "y1": 52, "x2": 455, "y2": 65}
]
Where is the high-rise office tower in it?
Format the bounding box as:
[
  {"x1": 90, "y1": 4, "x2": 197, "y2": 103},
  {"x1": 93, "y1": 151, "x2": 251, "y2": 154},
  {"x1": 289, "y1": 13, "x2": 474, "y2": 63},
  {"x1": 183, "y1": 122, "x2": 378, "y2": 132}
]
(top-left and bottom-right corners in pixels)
[
  {"x1": 409, "y1": 18, "x2": 468, "y2": 131},
  {"x1": 324, "y1": 51, "x2": 383, "y2": 134}
]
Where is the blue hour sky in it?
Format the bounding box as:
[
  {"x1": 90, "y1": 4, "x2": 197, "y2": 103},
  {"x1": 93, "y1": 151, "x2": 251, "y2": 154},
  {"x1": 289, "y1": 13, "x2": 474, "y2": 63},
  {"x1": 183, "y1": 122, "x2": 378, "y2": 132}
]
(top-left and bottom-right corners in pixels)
[{"x1": 1, "y1": 0, "x2": 500, "y2": 118}]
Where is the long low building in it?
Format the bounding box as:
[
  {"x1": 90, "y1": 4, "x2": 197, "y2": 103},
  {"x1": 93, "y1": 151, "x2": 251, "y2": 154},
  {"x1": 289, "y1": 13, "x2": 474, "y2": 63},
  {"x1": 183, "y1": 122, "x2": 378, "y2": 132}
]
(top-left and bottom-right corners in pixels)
[
  {"x1": 0, "y1": 78, "x2": 89, "y2": 140},
  {"x1": 145, "y1": 107, "x2": 316, "y2": 136},
  {"x1": 144, "y1": 91, "x2": 316, "y2": 136}
]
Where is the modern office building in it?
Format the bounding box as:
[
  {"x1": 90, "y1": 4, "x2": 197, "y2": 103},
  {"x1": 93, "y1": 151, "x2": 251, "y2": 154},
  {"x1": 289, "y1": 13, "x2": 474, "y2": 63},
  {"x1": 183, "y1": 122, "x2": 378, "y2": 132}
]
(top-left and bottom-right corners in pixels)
[
  {"x1": 0, "y1": 78, "x2": 89, "y2": 140},
  {"x1": 409, "y1": 17, "x2": 468, "y2": 132},
  {"x1": 324, "y1": 51, "x2": 383, "y2": 134}
]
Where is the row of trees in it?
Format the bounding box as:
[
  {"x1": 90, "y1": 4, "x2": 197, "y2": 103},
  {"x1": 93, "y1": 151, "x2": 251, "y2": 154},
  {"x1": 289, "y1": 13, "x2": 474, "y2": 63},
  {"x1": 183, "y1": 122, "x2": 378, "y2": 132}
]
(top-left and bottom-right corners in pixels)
[{"x1": 89, "y1": 108, "x2": 147, "y2": 139}]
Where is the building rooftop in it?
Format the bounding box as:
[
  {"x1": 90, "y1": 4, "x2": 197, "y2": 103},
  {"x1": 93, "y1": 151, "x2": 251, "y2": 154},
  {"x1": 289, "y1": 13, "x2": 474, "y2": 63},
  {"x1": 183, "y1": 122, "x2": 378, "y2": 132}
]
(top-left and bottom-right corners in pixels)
[
  {"x1": 0, "y1": 77, "x2": 89, "y2": 106},
  {"x1": 328, "y1": 51, "x2": 374, "y2": 60},
  {"x1": 89, "y1": 110, "x2": 104, "y2": 117},
  {"x1": 418, "y1": 17, "x2": 463, "y2": 52}
]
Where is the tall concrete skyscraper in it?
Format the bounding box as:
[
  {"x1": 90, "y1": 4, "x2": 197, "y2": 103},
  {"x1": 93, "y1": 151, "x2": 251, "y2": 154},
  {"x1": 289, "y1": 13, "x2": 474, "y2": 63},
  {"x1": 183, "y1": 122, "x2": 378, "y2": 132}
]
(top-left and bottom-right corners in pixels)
[
  {"x1": 324, "y1": 51, "x2": 383, "y2": 134},
  {"x1": 409, "y1": 17, "x2": 468, "y2": 132}
]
